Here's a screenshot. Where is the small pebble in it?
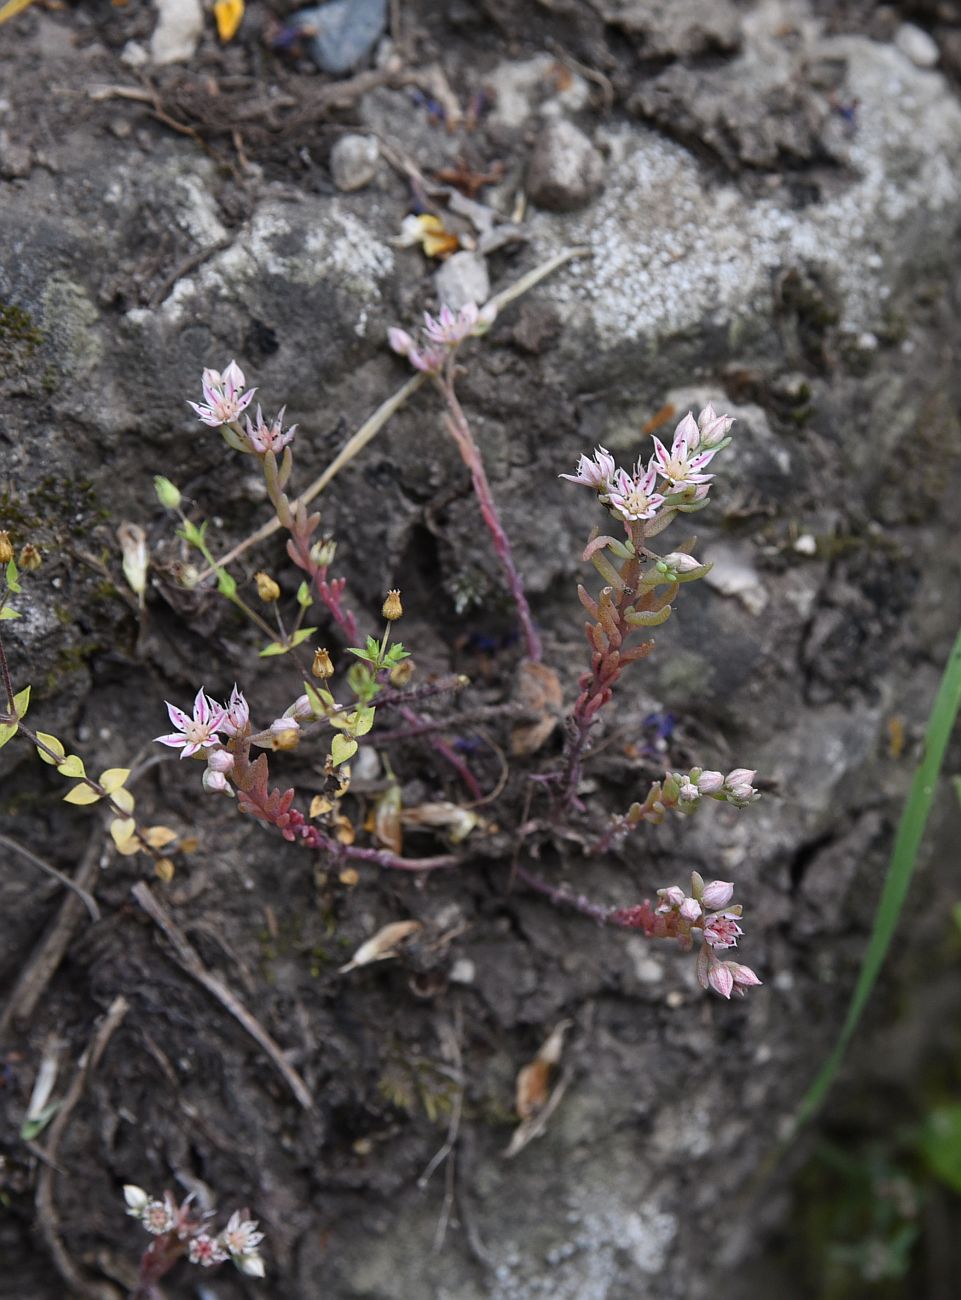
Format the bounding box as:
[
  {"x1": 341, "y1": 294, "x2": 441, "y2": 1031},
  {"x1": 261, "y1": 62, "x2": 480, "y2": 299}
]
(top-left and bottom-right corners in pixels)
[
  {"x1": 894, "y1": 22, "x2": 939, "y2": 69},
  {"x1": 289, "y1": 0, "x2": 387, "y2": 75},
  {"x1": 525, "y1": 119, "x2": 604, "y2": 212},
  {"x1": 330, "y1": 133, "x2": 380, "y2": 191},
  {"x1": 435, "y1": 250, "x2": 490, "y2": 312}
]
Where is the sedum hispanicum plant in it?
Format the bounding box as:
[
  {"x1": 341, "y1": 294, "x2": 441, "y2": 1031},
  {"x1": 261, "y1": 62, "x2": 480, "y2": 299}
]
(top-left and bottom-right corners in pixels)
[
  {"x1": 123, "y1": 1184, "x2": 265, "y2": 1296},
  {"x1": 149, "y1": 316, "x2": 762, "y2": 997}
]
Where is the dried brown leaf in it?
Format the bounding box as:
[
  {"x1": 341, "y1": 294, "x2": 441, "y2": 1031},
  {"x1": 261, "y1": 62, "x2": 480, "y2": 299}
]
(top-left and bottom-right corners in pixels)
[{"x1": 338, "y1": 920, "x2": 423, "y2": 974}]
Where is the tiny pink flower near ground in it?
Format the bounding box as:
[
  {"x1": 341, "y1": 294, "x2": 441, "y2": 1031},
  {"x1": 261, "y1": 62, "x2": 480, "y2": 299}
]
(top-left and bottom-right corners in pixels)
[
  {"x1": 696, "y1": 770, "x2": 724, "y2": 794},
  {"x1": 651, "y1": 412, "x2": 720, "y2": 489},
  {"x1": 607, "y1": 464, "x2": 665, "y2": 523},
  {"x1": 727, "y1": 961, "x2": 762, "y2": 995},
  {"x1": 202, "y1": 767, "x2": 231, "y2": 794},
  {"x1": 702, "y1": 911, "x2": 743, "y2": 950},
  {"x1": 155, "y1": 688, "x2": 226, "y2": 758},
  {"x1": 188, "y1": 361, "x2": 256, "y2": 428},
  {"x1": 220, "y1": 685, "x2": 250, "y2": 737},
  {"x1": 678, "y1": 781, "x2": 700, "y2": 802},
  {"x1": 244, "y1": 404, "x2": 297, "y2": 455},
  {"x1": 206, "y1": 748, "x2": 235, "y2": 774},
  {"x1": 423, "y1": 302, "x2": 479, "y2": 346},
  {"x1": 679, "y1": 896, "x2": 702, "y2": 922},
  {"x1": 701, "y1": 879, "x2": 735, "y2": 910},
  {"x1": 220, "y1": 1211, "x2": 265, "y2": 1259},
  {"x1": 559, "y1": 446, "x2": 617, "y2": 491},
  {"x1": 136, "y1": 1193, "x2": 178, "y2": 1235},
  {"x1": 188, "y1": 1233, "x2": 228, "y2": 1267}
]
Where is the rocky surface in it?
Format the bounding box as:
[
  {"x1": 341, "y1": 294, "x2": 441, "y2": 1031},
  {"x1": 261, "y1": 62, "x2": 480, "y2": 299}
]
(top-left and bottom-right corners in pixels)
[{"x1": 1, "y1": 1, "x2": 961, "y2": 1297}]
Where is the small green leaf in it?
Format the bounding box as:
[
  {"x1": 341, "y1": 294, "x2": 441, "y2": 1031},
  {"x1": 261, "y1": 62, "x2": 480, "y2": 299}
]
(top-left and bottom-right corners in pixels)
[
  {"x1": 0, "y1": 605, "x2": 20, "y2": 620},
  {"x1": 35, "y1": 732, "x2": 66, "y2": 764},
  {"x1": 6, "y1": 559, "x2": 21, "y2": 593},
  {"x1": 56, "y1": 754, "x2": 86, "y2": 778},
  {"x1": 63, "y1": 783, "x2": 101, "y2": 805},
  {"x1": 0, "y1": 721, "x2": 16, "y2": 749},
  {"x1": 296, "y1": 581, "x2": 312, "y2": 608},
  {"x1": 352, "y1": 706, "x2": 375, "y2": 737},
  {"x1": 921, "y1": 1105, "x2": 961, "y2": 1193},
  {"x1": 216, "y1": 569, "x2": 237, "y2": 599},
  {"x1": 177, "y1": 518, "x2": 207, "y2": 548},
  {"x1": 331, "y1": 734, "x2": 358, "y2": 767},
  {"x1": 259, "y1": 640, "x2": 287, "y2": 657},
  {"x1": 13, "y1": 685, "x2": 30, "y2": 719},
  {"x1": 289, "y1": 626, "x2": 316, "y2": 649},
  {"x1": 20, "y1": 1101, "x2": 61, "y2": 1142}
]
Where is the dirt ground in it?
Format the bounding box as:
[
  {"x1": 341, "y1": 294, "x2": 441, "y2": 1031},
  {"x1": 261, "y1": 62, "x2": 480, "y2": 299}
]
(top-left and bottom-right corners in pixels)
[{"x1": 2, "y1": 1, "x2": 961, "y2": 1298}]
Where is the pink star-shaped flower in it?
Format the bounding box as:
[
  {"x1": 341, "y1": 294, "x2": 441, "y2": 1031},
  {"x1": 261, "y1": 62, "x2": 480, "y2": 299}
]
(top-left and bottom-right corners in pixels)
[{"x1": 155, "y1": 688, "x2": 227, "y2": 759}]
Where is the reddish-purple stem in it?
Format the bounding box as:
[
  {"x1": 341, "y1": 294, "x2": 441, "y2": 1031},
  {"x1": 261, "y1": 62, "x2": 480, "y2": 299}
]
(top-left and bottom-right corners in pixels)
[{"x1": 439, "y1": 368, "x2": 542, "y2": 663}]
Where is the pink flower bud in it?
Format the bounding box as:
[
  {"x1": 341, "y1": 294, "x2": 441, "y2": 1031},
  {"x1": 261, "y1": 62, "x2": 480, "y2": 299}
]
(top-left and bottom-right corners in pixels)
[
  {"x1": 656, "y1": 885, "x2": 685, "y2": 913},
  {"x1": 707, "y1": 960, "x2": 734, "y2": 999},
  {"x1": 388, "y1": 327, "x2": 414, "y2": 356},
  {"x1": 678, "y1": 782, "x2": 700, "y2": 802},
  {"x1": 202, "y1": 768, "x2": 230, "y2": 794},
  {"x1": 701, "y1": 879, "x2": 734, "y2": 910},
  {"x1": 725, "y1": 768, "x2": 756, "y2": 789},
  {"x1": 206, "y1": 749, "x2": 235, "y2": 773},
  {"x1": 727, "y1": 962, "x2": 762, "y2": 993},
  {"x1": 286, "y1": 694, "x2": 313, "y2": 721},
  {"x1": 679, "y1": 896, "x2": 702, "y2": 922},
  {"x1": 696, "y1": 770, "x2": 724, "y2": 794}
]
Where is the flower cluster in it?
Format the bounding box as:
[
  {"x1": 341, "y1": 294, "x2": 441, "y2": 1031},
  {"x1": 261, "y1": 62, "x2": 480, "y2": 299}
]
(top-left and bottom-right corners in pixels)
[
  {"x1": 561, "y1": 405, "x2": 734, "y2": 526},
  {"x1": 389, "y1": 301, "x2": 497, "y2": 375},
  {"x1": 612, "y1": 872, "x2": 761, "y2": 999},
  {"x1": 187, "y1": 360, "x2": 295, "y2": 457},
  {"x1": 671, "y1": 766, "x2": 760, "y2": 811},
  {"x1": 124, "y1": 1185, "x2": 265, "y2": 1279}
]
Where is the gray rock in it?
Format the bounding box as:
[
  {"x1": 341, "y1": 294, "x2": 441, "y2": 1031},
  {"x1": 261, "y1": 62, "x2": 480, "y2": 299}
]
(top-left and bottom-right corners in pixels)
[
  {"x1": 434, "y1": 250, "x2": 490, "y2": 312},
  {"x1": 526, "y1": 119, "x2": 604, "y2": 212},
  {"x1": 329, "y1": 133, "x2": 380, "y2": 191},
  {"x1": 289, "y1": 0, "x2": 387, "y2": 75},
  {"x1": 894, "y1": 21, "x2": 940, "y2": 69},
  {"x1": 600, "y1": 0, "x2": 741, "y2": 59},
  {"x1": 0, "y1": 129, "x2": 31, "y2": 179}
]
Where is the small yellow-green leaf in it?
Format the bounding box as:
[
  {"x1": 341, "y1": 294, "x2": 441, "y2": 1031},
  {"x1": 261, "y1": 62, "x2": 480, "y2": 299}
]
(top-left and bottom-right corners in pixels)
[
  {"x1": 110, "y1": 787, "x2": 135, "y2": 814},
  {"x1": 0, "y1": 721, "x2": 16, "y2": 749},
  {"x1": 296, "y1": 580, "x2": 312, "y2": 608},
  {"x1": 353, "y1": 706, "x2": 376, "y2": 737},
  {"x1": 63, "y1": 783, "x2": 101, "y2": 806},
  {"x1": 289, "y1": 626, "x2": 317, "y2": 649},
  {"x1": 143, "y1": 825, "x2": 178, "y2": 848},
  {"x1": 0, "y1": 605, "x2": 21, "y2": 620},
  {"x1": 110, "y1": 817, "x2": 137, "y2": 849},
  {"x1": 303, "y1": 681, "x2": 327, "y2": 719},
  {"x1": 6, "y1": 558, "x2": 20, "y2": 592},
  {"x1": 56, "y1": 754, "x2": 86, "y2": 778},
  {"x1": 99, "y1": 767, "x2": 130, "y2": 794},
  {"x1": 328, "y1": 712, "x2": 351, "y2": 731},
  {"x1": 35, "y1": 732, "x2": 66, "y2": 764},
  {"x1": 259, "y1": 640, "x2": 287, "y2": 657},
  {"x1": 216, "y1": 569, "x2": 237, "y2": 599},
  {"x1": 13, "y1": 685, "x2": 30, "y2": 719},
  {"x1": 331, "y1": 734, "x2": 358, "y2": 767}
]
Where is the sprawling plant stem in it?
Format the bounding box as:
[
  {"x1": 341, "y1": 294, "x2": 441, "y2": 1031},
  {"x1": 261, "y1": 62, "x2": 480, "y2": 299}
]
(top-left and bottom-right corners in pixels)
[
  {"x1": 556, "y1": 523, "x2": 675, "y2": 810},
  {"x1": 438, "y1": 360, "x2": 542, "y2": 663},
  {"x1": 513, "y1": 863, "x2": 662, "y2": 934}
]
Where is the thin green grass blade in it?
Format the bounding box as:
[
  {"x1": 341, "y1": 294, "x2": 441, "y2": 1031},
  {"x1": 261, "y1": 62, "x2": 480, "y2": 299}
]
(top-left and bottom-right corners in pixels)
[{"x1": 790, "y1": 620, "x2": 961, "y2": 1136}]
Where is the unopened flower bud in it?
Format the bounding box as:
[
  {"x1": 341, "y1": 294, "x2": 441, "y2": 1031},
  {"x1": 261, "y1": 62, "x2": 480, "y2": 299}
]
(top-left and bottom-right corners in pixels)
[
  {"x1": 388, "y1": 327, "x2": 414, "y2": 357},
  {"x1": 269, "y1": 718, "x2": 300, "y2": 749},
  {"x1": 206, "y1": 748, "x2": 235, "y2": 773},
  {"x1": 679, "y1": 896, "x2": 702, "y2": 922},
  {"x1": 701, "y1": 879, "x2": 735, "y2": 910},
  {"x1": 154, "y1": 476, "x2": 182, "y2": 510},
  {"x1": 18, "y1": 543, "x2": 42, "y2": 571},
  {"x1": 389, "y1": 658, "x2": 415, "y2": 687},
  {"x1": 0, "y1": 531, "x2": 14, "y2": 565},
  {"x1": 678, "y1": 781, "x2": 700, "y2": 802},
  {"x1": 382, "y1": 589, "x2": 403, "y2": 621},
  {"x1": 661, "y1": 552, "x2": 702, "y2": 573},
  {"x1": 286, "y1": 694, "x2": 313, "y2": 721},
  {"x1": 312, "y1": 647, "x2": 334, "y2": 679},
  {"x1": 656, "y1": 885, "x2": 685, "y2": 913},
  {"x1": 473, "y1": 301, "x2": 499, "y2": 335},
  {"x1": 254, "y1": 571, "x2": 281, "y2": 603},
  {"x1": 310, "y1": 538, "x2": 337, "y2": 569},
  {"x1": 202, "y1": 767, "x2": 230, "y2": 794},
  {"x1": 696, "y1": 770, "x2": 724, "y2": 794}
]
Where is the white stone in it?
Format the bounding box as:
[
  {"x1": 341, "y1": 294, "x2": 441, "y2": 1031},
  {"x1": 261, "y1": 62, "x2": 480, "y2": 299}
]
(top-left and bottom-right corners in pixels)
[
  {"x1": 435, "y1": 250, "x2": 490, "y2": 312},
  {"x1": 330, "y1": 134, "x2": 380, "y2": 192},
  {"x1": 150, "y1": 0, "x2": 204, "y2": 65},
  {"x1": 703, "y1": 541, "x2": 769, "y2": 615},
  {"x1": 895, "y1": 23, "x2": 939, "y2": 69}
]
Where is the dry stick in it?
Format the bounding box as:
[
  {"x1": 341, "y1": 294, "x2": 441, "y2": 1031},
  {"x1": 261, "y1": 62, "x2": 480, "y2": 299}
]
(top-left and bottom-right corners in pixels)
[
  {"x1": 193, "y1": 247, "x2": 591, "y2": 583},
  {"x1": 0, "y1": 833, "x2": 103, "y2": 1037},
  {"x1": 35, "y1": 995, "x2": 130, "y2": 1300},
  {"x1": 131, "y1": 881, "x2": 314, "y2": 1111},
  {"x1": 0, "y1": 832, "x2": 100, "y2": 920}
]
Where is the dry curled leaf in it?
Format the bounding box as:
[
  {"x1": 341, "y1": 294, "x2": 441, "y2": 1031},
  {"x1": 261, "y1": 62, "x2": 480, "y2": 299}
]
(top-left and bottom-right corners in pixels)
[
  {"x1": 117, "y1": 521, "x2": 148, "y2": 607},
  {"x1": 213, "y1": 0, "x2": 243, "y2": 41},
  {"x1": 339, "y1": 920, "x2": 423, "y2": 974},
  {"x1": 505, "y1": 1020, "x2": 573, "y2": 1158},
  {"x1": 511, "y1": 660, "x2": 563, "y2": 756},
  {"x1": 394, "y1": 213, "x2": 460, "y2": 259},
  {"x1": 400, "y1": 800, "x2": 480, "y2": 844}
]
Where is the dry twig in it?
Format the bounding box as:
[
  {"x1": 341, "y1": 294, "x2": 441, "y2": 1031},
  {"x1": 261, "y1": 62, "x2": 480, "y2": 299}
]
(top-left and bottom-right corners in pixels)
[
  {"x1": 132, "y1": 882, "x2": 314, "y2": 1110},
  {"x1": 35, "y1": 995, "x2": 129, "y2": 1300}
]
